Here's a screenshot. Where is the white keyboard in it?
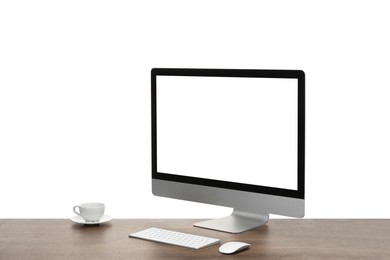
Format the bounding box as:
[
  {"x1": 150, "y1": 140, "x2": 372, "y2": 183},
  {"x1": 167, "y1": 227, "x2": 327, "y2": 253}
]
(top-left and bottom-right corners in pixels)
[{"x1": 129, "y1": 227, "x2": 221, "y2": 249}]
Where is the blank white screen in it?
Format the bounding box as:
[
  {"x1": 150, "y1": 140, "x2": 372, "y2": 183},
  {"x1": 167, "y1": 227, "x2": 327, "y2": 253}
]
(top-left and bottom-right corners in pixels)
[{"x1": 157, "y1": 76, "x2": 298, "y2": 190}]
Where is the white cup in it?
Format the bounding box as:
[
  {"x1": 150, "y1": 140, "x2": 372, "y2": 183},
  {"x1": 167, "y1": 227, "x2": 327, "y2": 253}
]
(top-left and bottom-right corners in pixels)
[{"x1": 73, "y1": 202, "x2": 105, "y2": 222}]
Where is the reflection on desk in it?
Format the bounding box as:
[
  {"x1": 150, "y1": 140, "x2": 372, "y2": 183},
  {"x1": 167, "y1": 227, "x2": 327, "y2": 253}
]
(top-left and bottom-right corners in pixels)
[{"x1": 1, "y1": 219, "x2": 390, "y2": 259}]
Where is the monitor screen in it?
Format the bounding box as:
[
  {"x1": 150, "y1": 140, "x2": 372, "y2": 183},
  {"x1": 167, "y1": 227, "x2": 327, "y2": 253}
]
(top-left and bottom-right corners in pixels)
[{"x1": 157, "y1": 75, "x2": 298, "y2": 191}]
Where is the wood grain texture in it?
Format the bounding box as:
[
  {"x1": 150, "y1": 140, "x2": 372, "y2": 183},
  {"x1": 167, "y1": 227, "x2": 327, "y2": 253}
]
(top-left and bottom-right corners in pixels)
[{"x1": 1, "y1": 219, "x2": 389, "y2": 259}]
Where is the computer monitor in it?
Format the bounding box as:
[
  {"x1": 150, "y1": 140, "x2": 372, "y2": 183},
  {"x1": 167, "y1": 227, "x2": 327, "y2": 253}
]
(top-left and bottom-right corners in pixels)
[{"x1": 151, "y1": 68, "x2": 305, "y2": 233}]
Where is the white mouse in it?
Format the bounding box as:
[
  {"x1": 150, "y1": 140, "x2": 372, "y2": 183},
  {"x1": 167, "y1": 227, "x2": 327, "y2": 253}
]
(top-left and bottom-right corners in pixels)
[{"x1": 219, "y1": 241, "x2": 251, "y2": 254}]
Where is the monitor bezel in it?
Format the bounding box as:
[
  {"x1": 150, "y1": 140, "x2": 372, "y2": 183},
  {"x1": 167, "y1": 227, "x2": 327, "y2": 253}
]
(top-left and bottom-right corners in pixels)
[{"x1": 151, "y1": 68, "x2": 305, "y2": 199}]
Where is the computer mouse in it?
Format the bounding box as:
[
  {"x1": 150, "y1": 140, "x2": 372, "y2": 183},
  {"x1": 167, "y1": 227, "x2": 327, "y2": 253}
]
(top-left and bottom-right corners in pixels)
[{"x1": 218, "y1": 241, "x2": 251, "y2": 254}]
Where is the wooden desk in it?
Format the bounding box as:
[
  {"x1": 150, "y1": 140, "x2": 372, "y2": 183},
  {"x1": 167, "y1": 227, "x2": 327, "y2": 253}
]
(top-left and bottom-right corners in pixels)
[{"x1": 1, "y1": 219, "x2": 389, "y2": 259}]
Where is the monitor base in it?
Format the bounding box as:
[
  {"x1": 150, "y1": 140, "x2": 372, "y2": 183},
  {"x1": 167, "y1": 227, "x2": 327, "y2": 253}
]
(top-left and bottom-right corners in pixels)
[{"x1": 194, "y1": 209, "x2": 269, "y2": 233}]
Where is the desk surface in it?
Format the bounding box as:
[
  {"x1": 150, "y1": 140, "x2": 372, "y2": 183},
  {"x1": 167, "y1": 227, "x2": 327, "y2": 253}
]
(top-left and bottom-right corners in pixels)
[{"x1": 1, "y1": 219, "x2": 389, "y2": 259}]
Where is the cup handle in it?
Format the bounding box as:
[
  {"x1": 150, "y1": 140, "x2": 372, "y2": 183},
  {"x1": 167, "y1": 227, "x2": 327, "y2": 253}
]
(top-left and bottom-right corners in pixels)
[{"x1": 73, "y1": 206, "x2": 81, "y2": 217}]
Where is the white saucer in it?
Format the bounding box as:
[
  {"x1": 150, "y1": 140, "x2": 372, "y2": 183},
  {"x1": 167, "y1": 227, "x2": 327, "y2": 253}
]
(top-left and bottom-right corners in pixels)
[{"x1": 70, "y1": 215, "x2": 112, "y2": 225}]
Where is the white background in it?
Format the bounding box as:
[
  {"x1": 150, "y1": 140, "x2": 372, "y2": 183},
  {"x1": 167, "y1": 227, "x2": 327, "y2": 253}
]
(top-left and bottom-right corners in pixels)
[{"x1": 1, "y1": 1, "x2": 389, "y2": 219}]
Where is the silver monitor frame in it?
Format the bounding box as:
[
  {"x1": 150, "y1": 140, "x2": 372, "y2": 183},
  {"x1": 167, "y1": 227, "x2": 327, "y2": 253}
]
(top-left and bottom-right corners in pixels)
[{"x1": 151, "y1": 68, "x2": 305, "y2": 233}]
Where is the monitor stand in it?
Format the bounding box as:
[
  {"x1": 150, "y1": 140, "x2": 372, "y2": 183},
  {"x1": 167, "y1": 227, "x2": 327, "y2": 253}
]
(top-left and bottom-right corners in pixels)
[{"x1": 194, "y1": 209, "x2": 269, "y2": 233}]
